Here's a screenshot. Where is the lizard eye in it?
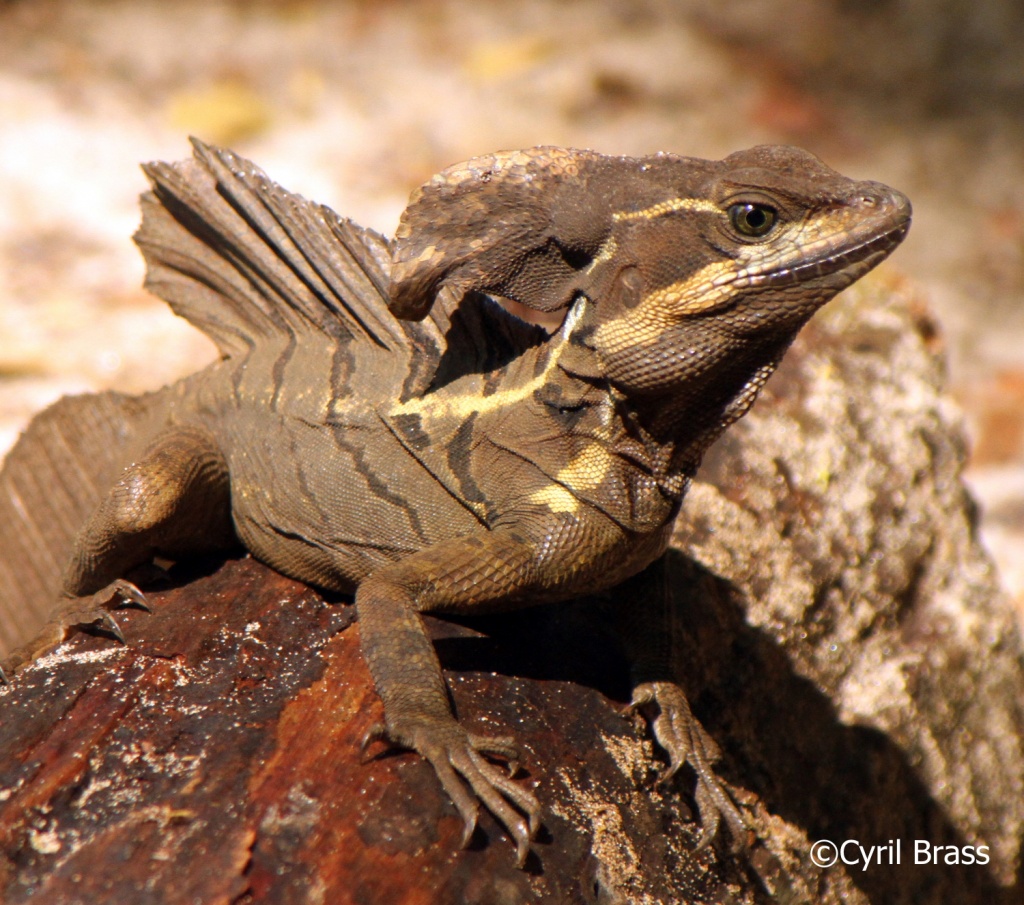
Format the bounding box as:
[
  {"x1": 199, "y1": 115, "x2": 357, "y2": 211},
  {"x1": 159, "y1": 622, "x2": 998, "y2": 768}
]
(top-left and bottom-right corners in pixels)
[{"x1": 728, "y1": 203, "x2": 777, "y2": 238}]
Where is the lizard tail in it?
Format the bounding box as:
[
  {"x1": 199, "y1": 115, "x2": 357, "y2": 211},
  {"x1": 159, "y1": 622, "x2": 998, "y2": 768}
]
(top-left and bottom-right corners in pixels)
[{"x1": 0, "y1": 390, "x2": 155, "y2": 658}]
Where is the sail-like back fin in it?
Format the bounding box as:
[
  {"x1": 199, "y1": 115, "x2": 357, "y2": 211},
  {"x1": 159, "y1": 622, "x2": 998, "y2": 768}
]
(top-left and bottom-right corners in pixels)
[{"x1": 135, "y1": 138, "x2": 405, "y2": 358}]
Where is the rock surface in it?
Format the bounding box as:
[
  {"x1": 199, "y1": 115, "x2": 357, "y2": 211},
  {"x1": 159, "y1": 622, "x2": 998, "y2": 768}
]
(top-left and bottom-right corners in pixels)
[{"x1": 1, "y1": 276, "x2": 1021, "y2": 904}]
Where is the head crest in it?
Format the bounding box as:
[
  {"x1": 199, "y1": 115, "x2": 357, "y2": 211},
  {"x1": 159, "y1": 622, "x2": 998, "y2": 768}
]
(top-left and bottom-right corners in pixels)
[{"x1": 389, "y1": 147, "x2": 610, "y2": 320}]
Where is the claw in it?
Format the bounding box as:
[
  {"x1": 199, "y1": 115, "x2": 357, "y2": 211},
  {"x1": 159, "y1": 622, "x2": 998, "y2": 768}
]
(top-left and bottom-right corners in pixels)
[
  {"x1": 364, "y1": 716, "x2": 540, "y2": 867},
  {"x1": 514, "y1": 831, "x2": 530, "y2": 869},
  {"x1": 628, "y1": 680, "x2": 750, "y2": 849},
  {"x1": 111, "y1": 580, "x2": 151, "y2": 612},
  {"x1": 99, "y1": 612, "x2": 127, "y2": 645},
  {"x1": 359, "y1": 722, "x2": 389, "y2": 762},
  {"x1": 527, "y1": 806, "x2": 541, "y2": 838},
  {"x1": 0, "y1": 578, "x2": 154, "y2": 685},
  {"x1": 125, "y1": 594, "x2": 152, "y2": 613},
  {"x1": 458, "y1": 807, "x2": 480, "y2": 850},
  {"x1": 693, "y1": 780, "x2": 721, "y2": 849}
]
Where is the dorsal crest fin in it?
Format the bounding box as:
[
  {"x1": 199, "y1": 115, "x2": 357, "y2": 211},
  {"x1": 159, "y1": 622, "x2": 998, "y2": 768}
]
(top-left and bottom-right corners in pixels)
[{"x1": 135, "y1": 138, "x2": 403, "y2": 358}]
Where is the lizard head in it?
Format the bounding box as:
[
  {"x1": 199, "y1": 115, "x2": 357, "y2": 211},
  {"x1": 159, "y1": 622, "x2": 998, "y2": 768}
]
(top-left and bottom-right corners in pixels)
[
  {"x1": 574, "y1": 145, "x2": 912, "y2": 397},
  {"x1": 390, "y1": 145, "x2": 909, "y2": 440}
]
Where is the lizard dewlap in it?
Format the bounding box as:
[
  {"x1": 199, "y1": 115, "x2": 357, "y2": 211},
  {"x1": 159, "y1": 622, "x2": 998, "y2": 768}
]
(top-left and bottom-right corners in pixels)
[{"x1": 0, "y1": 141, "x2": 910, "y2": 866}]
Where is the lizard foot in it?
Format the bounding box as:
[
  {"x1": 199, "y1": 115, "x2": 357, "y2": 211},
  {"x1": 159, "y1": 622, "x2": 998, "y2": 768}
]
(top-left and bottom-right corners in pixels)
[
  {"x1": 58, "y1": 578, "x2": 153, "y2": 643},
  {"x1": 627, "y1": 681, "x2": 750, "y2": 849},
  {"x1": 361, "y1": 715, "x2": 541, "y2": 867},
  {"x1": 0, "y1": 579, "x2": 152, "y2": 683}
]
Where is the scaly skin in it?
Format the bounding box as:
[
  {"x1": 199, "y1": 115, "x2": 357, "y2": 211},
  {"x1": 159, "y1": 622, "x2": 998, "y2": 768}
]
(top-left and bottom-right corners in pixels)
[{"x1": 0, "y1": 140, "x2": 910, "y2": 865}]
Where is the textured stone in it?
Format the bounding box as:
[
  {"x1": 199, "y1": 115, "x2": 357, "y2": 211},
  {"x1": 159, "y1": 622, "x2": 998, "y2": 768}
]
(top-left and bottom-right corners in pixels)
[{"x1": 1, "y1": 274, "x2": 1021, "y2": 903}]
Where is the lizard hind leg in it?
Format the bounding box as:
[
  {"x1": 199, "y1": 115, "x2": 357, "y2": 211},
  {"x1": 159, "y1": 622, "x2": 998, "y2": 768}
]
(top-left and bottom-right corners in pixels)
[{"x1": 2, "y1": 425, "x2": 235, "y2": 681}]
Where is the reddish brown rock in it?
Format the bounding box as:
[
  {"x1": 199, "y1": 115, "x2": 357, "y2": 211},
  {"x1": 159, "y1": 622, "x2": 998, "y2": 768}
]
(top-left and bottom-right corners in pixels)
[{"x1": 1, "y1": 279, "x2": 1022, "y2": 904}]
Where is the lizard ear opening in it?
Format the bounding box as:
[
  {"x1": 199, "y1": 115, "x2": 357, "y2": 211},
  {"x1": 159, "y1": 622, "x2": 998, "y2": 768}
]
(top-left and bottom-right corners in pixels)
[{"x1": 388, "y1": 147, "x2": 610, "y2": 322}]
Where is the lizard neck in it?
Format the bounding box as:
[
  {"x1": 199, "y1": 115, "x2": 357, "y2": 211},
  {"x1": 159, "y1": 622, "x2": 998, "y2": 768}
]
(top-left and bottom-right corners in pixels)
[
  {"x1": 388, "y1": 298, "x2": 594, "y2": 428},
  {"x1": 561, "y1": 309, "x2": 795, "y2": 484},
  {"x1": 631, "y1": 339, "x2": 791, "y2": 478}
]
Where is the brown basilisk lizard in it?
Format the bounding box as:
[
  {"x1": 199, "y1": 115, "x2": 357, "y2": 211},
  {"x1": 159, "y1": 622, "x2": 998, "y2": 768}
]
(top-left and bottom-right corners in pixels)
[{"x1": 0, "y1": 140, "x2": 910, "y2": 866}]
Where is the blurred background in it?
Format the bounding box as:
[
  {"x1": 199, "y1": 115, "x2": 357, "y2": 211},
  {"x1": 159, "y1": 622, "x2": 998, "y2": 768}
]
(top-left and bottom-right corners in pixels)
[{"x1": 1, "y1": 0, "x2": 1021, "y2": 606}]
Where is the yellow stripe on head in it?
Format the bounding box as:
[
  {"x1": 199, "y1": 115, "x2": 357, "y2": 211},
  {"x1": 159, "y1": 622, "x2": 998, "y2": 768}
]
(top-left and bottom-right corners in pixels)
[
  {"x1": 640, "y1": 260, "x2": 741, "y2": 316},
  {"x1": 612, "y1": 197, "x2": 720, "y2": 222},
  {"x1": 591, "y1": 259, "x2": 746, "y2": 357}
]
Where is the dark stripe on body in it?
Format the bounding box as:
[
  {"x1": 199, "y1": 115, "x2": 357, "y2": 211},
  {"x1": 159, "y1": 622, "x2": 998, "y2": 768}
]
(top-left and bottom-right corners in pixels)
[
  {"x1": 229, "y1": 334, "x2": 258, "y2": 402},
  {"x1": 329, "y1": 339, "x2": 357, "y2": 402},
  {"x1": 270, "y1": 329, "x2": 298, "y2": 411},
  {"x1": 286, "y1": 420, "x2": 334, "y2": 532},
  {"x1": 446, "y1": 414, "x2": 498, "y2": 524},
  {"x1": 327, "y1": 421, "x2": 430, "y2": 545},
  {"x1": 377, "y1": 414, "x2": 490, "y2": 525}
]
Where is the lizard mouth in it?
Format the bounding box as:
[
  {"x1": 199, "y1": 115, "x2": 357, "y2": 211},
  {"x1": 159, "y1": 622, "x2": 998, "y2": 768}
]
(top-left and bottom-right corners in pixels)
[
  {"x1": 769, "y1": 217, "x2": 911, "y2": 289},
  {"x1": 746, "y1": 187, "x2": 912, "y2": 292}
]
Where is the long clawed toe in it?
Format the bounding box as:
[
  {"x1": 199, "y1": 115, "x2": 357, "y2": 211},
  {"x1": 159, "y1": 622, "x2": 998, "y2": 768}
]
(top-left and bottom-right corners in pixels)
[
  {"x1": 361, "y1": 718, "x2": 541, "y2": 868},
  {"x1": 0, "y1": 579, "x2": 153, "y2": 685},
  {"x1": 627, "y1": 681, "x2": 751, "y2": 850},
  {"x1": 441, "y1": 745, "x2": 539, "y2": 868},
  {"x1": 53, "y1": 579, "x2": 154, "y2": 651},
  {"x1": 98, "y1": 612, "x2": 127, "y2": 644},
  {"x1": 107, "y1": 578, "x2": 153, "y2": 613},
  {"x1": 80, "y1": 579, "x2": 152, "y2": 637}
]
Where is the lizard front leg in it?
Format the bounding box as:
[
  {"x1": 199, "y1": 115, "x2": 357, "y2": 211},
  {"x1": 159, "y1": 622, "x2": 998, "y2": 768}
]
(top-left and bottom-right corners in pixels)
[{"x1": 356, "y1": 513, "x2": 622, "y2": 867}]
